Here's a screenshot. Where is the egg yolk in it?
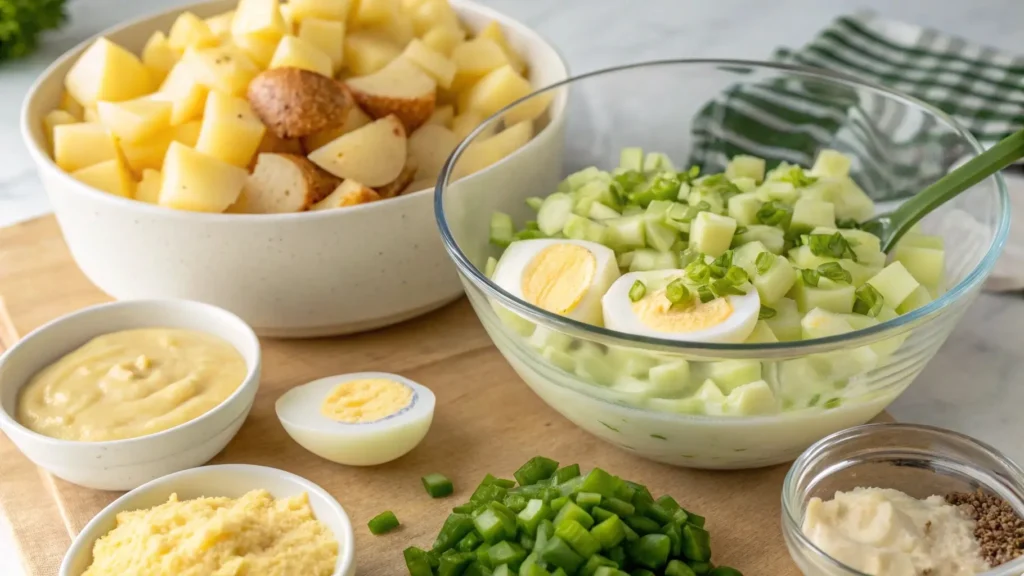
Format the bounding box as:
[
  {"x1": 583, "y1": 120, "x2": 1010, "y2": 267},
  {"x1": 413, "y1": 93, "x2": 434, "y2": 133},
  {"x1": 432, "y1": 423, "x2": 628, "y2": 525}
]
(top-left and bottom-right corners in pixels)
[
  {"x1": 521, "y1": 244, "x2": 596, "y2": 315},
  {"x1": 321, "y1": 378, "x2": 413, "y2": 424},
  {"x1": 633, "y1": 290, "x2": 733, "y2": 333}
]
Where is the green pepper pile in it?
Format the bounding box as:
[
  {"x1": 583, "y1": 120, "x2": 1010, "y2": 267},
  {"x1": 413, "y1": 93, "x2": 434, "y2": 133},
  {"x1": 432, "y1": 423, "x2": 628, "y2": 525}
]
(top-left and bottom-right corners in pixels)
[{"x1": 404, "y1": 456, "x2": 743, "y2": 576}]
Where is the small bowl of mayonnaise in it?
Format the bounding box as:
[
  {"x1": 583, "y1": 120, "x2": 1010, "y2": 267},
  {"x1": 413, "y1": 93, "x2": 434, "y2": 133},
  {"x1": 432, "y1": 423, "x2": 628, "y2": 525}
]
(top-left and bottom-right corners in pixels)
[
  {"x1": 0, "y1": 299, "x2": 261, "y2": 490},
  {"x1": 782, "y1": 423, "x2": 1024, "y2": 576}
]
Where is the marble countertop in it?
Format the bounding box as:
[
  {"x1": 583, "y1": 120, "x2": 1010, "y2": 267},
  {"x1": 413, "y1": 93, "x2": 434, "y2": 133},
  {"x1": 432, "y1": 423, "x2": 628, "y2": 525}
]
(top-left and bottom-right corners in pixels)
[{"x1": 2, "y1": 0, "x2": 1023, "y2": 572}]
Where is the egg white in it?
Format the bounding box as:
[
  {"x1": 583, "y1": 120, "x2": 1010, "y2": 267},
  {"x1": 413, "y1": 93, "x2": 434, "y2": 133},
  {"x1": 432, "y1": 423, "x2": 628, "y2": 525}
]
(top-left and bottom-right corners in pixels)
[
  {"x1": 491, "y1": 239, "x2": 620, "y2": 326},
  {"x1": 601, "y1": 270, "x2": 761, "y2": 344},
  {"x1": 275, "y1": 372, "x2": 435, "y2": 466}
]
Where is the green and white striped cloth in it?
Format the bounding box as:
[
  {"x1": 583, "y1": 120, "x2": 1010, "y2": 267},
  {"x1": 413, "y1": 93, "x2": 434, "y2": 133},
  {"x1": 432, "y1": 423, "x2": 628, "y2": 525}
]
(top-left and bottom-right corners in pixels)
[{"x1": 689, "y1": 12, "x2": 1024, "y2": 201}]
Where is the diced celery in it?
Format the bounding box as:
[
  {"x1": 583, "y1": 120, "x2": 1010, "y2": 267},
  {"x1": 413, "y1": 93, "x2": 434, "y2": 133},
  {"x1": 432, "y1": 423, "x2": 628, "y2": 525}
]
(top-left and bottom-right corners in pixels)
[
  {"x1": 628, "y1": 250, "x2": 677, "y2": 272},
  {"x1": 790, "y1": 278, "x2": 856, "y2": 314},
  {"x1": 730, "y1": 177, "x2": 757, "y2": 193},
  {"x1": 753, "y1": 255, "x2": 796, "y2": 305},
  {"x1": 648, "y1": 361, "x2": 691, "y2": 395},
  {"x1": 619, "y1": 148, "x2": 643, "y2": 172},
  {"x1": 897, "y1": 285, "x2": 933, "y2": 314},
  {"x1": 542, "y1": 347, "x2": 576, "y2": 372},
  {"x1": 723, "y1": 380, "x2": 778, "y2": 415},
  {"x1": 529, "y1": 326, "x2": 574, "y2": 352},
  {"x1": 538, "y1": 193, "x2": 575, "y2": 235},
  {"x1": 564, "y1": 214, "x2": 608, "y2": 244},
  {"x1": 833, "y1": 177, "x2": 875, "y2": 222},
  {"x1": 745, "y1": 320, "x2": 779, "y2": 343},
  {"x1": 810, "y1": 149, "x2": 852, "y2": 178},
  {"x1": 727, "y1": 193, "x2": 762, "y2": 226},
  {"x1": 893, "y1": 244, "x2": 944, "y2": 290},
  {"x1": 643, "y1": 152, "x2": 675, "y2": 172},
  {"x1": 491, "y1": 212, "x2": 515, "y2": 246},
  {"x1": 588, "y1": 203, "x2": 621, "y2": 221},
  {"x1": 725, "y1": 155, "x2": 766, "y2": 183},
  {"x1": 526, "y1": 197, "x2": 545, "y2": 211},
  {"x1": 689, "y1": 212, "x2": 737, "y2": 258},
  {"x1": 800, "y1": 308, "x2": 854, "y2": 339},
  {"x1": 790, "y1": 198, "x2": 836, "y2": 234},
  {"x1": 706, "y1": 360, "x2": 761, "y2": 393},
  {"x1": 898, "y1": 232, "x2": 944, "y2": 250},
  {"x1": 733, "y1": 225, "x2": 785, "y2": 254},
  {"x1": 567, "y1": 167, "x2": 603, "y2": 190},
  {"x1": 866, "y1": 262, "x2": 921, "y2": 309},
  {"x1": 644, "y1": 221, "x2": 678, "y2": 252},
  {"x1": 605, "y1": 216, "x2": 646, "y2": 251},
  {"x1": 765, "y1": 297, "x2": 801, "y2": 341},
  {"x1": 687, "y1": 188, "x2": 725, "y2": 214},
  {"x1": 755, "y1": 181, "x2": 798, "y2": 204}
]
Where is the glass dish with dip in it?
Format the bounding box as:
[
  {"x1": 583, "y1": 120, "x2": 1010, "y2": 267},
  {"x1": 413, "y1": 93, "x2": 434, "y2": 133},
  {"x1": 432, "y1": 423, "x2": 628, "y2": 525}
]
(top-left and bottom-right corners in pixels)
[{"x1": 782, "y1": 423, "x2": 1024, "y2": 576}]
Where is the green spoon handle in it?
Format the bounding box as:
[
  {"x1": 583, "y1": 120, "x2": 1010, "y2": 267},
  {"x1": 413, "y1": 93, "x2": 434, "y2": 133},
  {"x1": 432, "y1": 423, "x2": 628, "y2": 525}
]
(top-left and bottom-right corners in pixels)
[{"x1": 884, "y1": 127, "x2": 1024, "y2": 248}]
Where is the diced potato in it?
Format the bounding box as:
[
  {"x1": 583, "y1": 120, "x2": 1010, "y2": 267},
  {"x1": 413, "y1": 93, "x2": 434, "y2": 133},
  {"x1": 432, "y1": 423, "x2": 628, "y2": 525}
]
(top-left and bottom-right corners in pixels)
[
  {"x1": 153, "y1": 62, "x2": 208, "y2": 125},
  {"x1": 419, "y1": 25, "x2": 465, "y2": 57},
  {"x1": 142, "y1": 31, "x2": 180, "y2": 84},
  {"x1": 408, "y1": 124, "x2": 459, "y2": 180},
  {"x1": 425, "y1": 104, "x2": 453, "y2": 127},
  {"x1": 232, "y1": 0, "x2": 288, "y2": 41},
  {"x1": 233, "y1": 32, "x2": 278, "y2": 69},
  {"x1": 409, "y1": 0, "x2": 459, "y2": 35},
  {"x1": 167, "y1": 12, "x2": 219, "y2": 52},
  {"x1": 72, "y1": 158, "x2": 135, "y2": 198},
  {"x1": 353, "y1": 0, "x2": 400, "y2": 26},
  {"x1": 364, "y1": 12, "x2": 415, "y2": 46},
  {"x1": 43, "y1": 110, "x2": 78, "y2": 151},
  {"x1": 59, "y1": 91, "x2": 85, "y2": 120},
  {"x1": 205, "y1": 10, "x2": 236, "y2": 39},
  {"x1": 312, "y1": 179, "x2": 381, "y2": 210},
  {"x1": 477, "y1": 21, "x2": 525, "y2": 74},
  {"x1": 462, "y1": 65, "x2": 531, "y2": 118},
  {"x1": 159, "y1": 142, "x2": 248, "y2": 212},
  {"x1": 288, "y1": 0, "x2": 351, "y2": 22},
  {"x1": 65, "y1": 38, "x2": 154, "y2": 107},
  {"x1": 345, "y1": 58, "x2": 436, "y2": 132},
  {"x1": 196, "y1": 91, "x2": 267, "y2": 167},
  {"x1": 120, "y1": 121, "x2": 201, "y2": 175},
  {"x1": 453, "y1": 120, "x2": 531, "y2": 178},
  {"x1": 83, "y1": 107, "x2": 100, "y2": 123},
  {"x1": 402, "y1": 39, "x2": 455, "y2": 89},
  {"x1": 298, "y1": 18, "x2": 345, "y2": 73},
  {"x1": 269, "y1": 36, "x2": 333, "y2": 77},
  {"x1": 53, "y1": 123, "x2": 117, "y2": 172},
  {"x1": 451, "y1": 38, "x2": 510, "y2": 92},
  {"x1": 301, "y1": 106, "x2": 372, "y2": 152},
  {"x1": 451, "y1": 111, "x2": 492, "y2": 140},
  {"x1": 135, "y1": 169, "x2": 163, "y2": 203},
  {"x1": 182, "y1": 45, "x2": 260, "y2": 97},
  {"x1": 278, "y1": 5, "x2": 295, "y2": 33},
  {"x1": 96, "y1": 97, "x2": 173, "y2": 143},
  {"x1": 503, "y1": 91, "x2": 551, "y2": 126},
  {"x1": 344, "y1": 32, "x2": 401, "y2": 76},
  {"x1": 307, "y1": 115, "x2": 407, "y2": 186},
  {"x1": 244, "y1": 154, "x2": 340, "y2": 213}
]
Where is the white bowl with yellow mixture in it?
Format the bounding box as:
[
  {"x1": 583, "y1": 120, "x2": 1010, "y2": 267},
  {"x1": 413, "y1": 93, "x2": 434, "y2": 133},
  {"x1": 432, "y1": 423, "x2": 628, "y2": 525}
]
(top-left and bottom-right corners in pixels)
[
  {"x1": 60, "y1": 464, "x2": 355, "y2": 576},
  {"x1": 0, "y1": 299, "x2": 261, "y2": 490}
]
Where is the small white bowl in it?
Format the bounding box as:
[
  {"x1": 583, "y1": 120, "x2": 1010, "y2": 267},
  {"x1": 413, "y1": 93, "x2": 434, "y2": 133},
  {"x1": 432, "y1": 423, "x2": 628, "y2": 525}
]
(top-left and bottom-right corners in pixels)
[
  {"x1": 60, "y1": 464, "x2": 356, "y2": 576},
  {"x1": 0, "y1": 299, "x2": 261, "y2": 490},
  {"x1": 20, "y1": 0, "x2": 569, "y2": 338}
]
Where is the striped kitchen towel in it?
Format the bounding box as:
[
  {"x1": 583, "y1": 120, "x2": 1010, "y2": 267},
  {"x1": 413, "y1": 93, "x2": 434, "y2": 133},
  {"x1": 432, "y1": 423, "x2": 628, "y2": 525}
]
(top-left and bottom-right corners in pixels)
[{"x1": 689, "y1": 12, "x2": 1024, "y2": 201}]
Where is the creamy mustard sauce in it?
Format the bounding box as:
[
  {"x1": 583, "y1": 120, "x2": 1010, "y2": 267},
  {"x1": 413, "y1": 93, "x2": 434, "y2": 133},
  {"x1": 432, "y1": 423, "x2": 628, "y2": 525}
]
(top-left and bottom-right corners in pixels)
[
  {"x1": 16, "y1": 328, "x2": 246, "y2": 441},
  {"x1": 521, "y1": 243, "x2": 596, "y2": 314},
  {"x1": 633, "y1": 291, "x2": 733, "y2": 333},
  {"x1": 321, "y1": 378, "x2": 413, "y2": 423}
]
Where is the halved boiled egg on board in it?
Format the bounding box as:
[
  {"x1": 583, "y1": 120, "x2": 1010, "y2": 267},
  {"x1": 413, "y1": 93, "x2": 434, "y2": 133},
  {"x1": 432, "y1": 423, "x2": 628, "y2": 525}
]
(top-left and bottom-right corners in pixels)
[
  {"x1": 491, "y1": 239, "x2": 620, "y2": 325},
  {"x1": 276, "y1": 372, "x2": 434, "y2": 466},
  {"x1": 601, "y1": 270, "x2": 761, "y2": 343}
]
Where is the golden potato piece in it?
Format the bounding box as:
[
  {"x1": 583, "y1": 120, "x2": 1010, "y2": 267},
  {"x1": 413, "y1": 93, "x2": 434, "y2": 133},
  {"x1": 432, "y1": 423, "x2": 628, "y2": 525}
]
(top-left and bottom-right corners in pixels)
[
  {"x1": 345, "y1": 58, "x2": 436, "y2": 132},
  {"x1": 408, "y1": 124, "x2": 459, "y2": 181},
  {"x1": 247, "y1": 68, "x2": 353, "y2": 139},
  {"x1": 375, "y1": 156, "x2": 418, "y2": 198},
  {"x1": 159, "y1": 142, "x2": 248, "y2": 212},
  {"x1": 301, "y1": 105, "x2": 372, "y2": 153},
  {"x1": 454, "y1": 121, "x2": 532, "y2": 178},
  {"x1": 243, "y1": 153, "x2": 341, "y2": 213},
  {"x1": 312, "y1": 179, "x2": 382, "y2": 210},
  {"x1": 307, "y1": 115, "x2": 406, "y2": 186}
]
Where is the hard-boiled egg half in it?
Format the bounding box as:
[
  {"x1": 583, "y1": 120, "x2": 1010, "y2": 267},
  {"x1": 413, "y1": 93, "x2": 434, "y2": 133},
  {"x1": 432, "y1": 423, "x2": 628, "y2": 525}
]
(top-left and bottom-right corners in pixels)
[
  {"x1": 602, "y1": 270, "x2": 761, "y2": 343},
  {"x1": 491, "y1": 239, "x2": 620, "y2": 325},
  {"x1": 276, "y1": 372, "x2": 434, "y2": 466}
]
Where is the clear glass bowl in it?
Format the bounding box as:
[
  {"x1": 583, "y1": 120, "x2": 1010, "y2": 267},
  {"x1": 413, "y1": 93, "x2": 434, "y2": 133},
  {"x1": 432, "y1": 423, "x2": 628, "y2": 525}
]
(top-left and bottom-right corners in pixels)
[
  {"x1": 782, "y1": 423, "x2": 1024, "y2": 575},
  {"x1": 434, "y1": 60, "x2": 1009, "y2": 469}
]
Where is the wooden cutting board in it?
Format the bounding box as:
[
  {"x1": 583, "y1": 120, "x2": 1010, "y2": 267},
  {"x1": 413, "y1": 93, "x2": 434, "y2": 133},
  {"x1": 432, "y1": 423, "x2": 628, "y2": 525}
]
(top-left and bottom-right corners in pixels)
[{"x1": 0, "y1": 216, "x2": 890, "y2": 576}]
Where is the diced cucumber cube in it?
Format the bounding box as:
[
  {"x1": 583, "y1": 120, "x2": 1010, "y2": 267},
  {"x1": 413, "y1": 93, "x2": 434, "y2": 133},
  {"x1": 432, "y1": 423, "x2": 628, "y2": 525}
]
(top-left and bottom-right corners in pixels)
[
  {"x1": 707, "y1": 360, "x2": 762, "y2": 393},
  {"x1": 753, "y1": 255, "x2": 797, "y2": 305},
  {"x1": 675, "y1": 182, "x2": 691, "y2": 202},
  {"x1": 788, "y1": 246, "x2": 878, "y2": 287},
  {"x1": 619, "y1": 148, "x2": 643, "y2": 172},
  {"x1": 732, "y1": 241, "x2": 769, "y2": 276},
  {"x1": 574, "y1": 197, "x2": 596, "y2": 218},
  {"x1": 564, "y1": 214, "x2": 608, "y2": 243},
  {"x1": 898, "y1": 232, "x2": 944, "y2": 250},
  {"x1": 645, "y1": 200, "x2": 675, "y2": 220},
  {"x1": 567, "y1": 167, "x2": 603, "y2": 190},
  {"x1": 542, "y1": 346, "x2": 577, "y2": 372},
  {"x1": 538, "y1": 193, "x2": 575, "y2": 235},
  {"x1": 833, "y1": 177, "x2": 874, "y2": 222},
  {"x1": 724, "y1": 380, "x2": 778, "y2": 415},
  {"x1": 605, "y1": 216, "x2": 646, "y2": 251},
  {"x1": 745, "y1": 320, "x2": 779, "y2": 343},
  {"x1": 617, "y1": 251, "x2": 634, "y2": 269},
  {"x1": 790, "y1": 277, "x2": 855, "y2": 314},
  {"x1": 644, "y1": 220, "x2": 678, "y2": 252},
  {"x1": 893, "y1": 245, "x2": 944, "y2": 290},
  {"x1": 628, "y1": 249, "x2": 677, "y2": 272},
  {"x1": 896, "y1": 285, "x2": 933, "y2": 314},
  {"x1": 730, "y1": 177, "x2": 757, "y2": 193},
  {"x1": 733, "y1": 225, "x2": 785, "y2": 254},
  {"x1": 491, "y1": 301, "x2": 536, "y2": 337},
  {"x1": 648, "y1": 361, "x2": 691, "y2": 394},
  {"x1": 529, "y1": 326, "x2": 575, "y2": 352},
  {"x1": 689, "y1": 212, "x2": 737, "y2": 258},
  {"x1": 812, "y1": 227, "x2": 885, "y2": 265},
  {"x1": 765, "y1": 297, "x2": 801, "y2": 341},
  {"x1": 775, "y1": 358, "x2": 829, "y2": 404},
  {"x1": 866, "y1": 262, "x2": 921, "y2": 309},
  {"x1": 607, "y1": 348, "x2": 660, "y2": 378},
  {"x1": 643, "y1": 152, "x2": 675, "y2": 172},
  {"x1": 491, "y1": 212, "x2": 515, "y2": 246},
  {"x1": 727, "y1": 193, "x2": 763, "y2": 226},
  {"x1": 694, "y1": 379, "x2": 725, "y2": 402},
  {"x1": 787, "y1": 245, "x2": 831, "y2": 270},
  {"x1": 839, "y1": 313, "x2": 879, "y2": 331},
  {"x1": 588, "y1": 203, "x2": 621, "y2": 221},
  {"x1": 810, "y1": 149, "x2": 852, "y2": 178},
  {"x1": 790, "y1": 198, "x2": 836, "y2": 234},
  {"x1": 800, "y1": 178, "x2": 843, "y2": 204},
  {"x1": 574, "y1": 345, "x2": 615, "y2": 386},
  {"x1": 725, "y1": 155, "x2": 766, "y2": 183},
  {"x1": 800, "y1": 308, "x2": 854, "y2": 339},
  {"x1": 687, "y1": 188, "x2": 725, "y2": 214},
  {"x1": 621, "y1": 205, "x2": 643, "y2": 217},
  {"x1": 809, "y1": 345, "x2": 878, "y2": 380},
  {"x1": 755, "y1": 181, "x2": 799, "y2": 204}
]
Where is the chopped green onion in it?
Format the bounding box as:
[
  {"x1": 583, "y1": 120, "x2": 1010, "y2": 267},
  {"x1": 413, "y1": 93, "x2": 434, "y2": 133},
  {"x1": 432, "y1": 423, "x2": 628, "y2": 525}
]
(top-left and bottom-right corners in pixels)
[
  {"x1": 817, "y1": 262, "x2": 852, "y2": 284},
  {"x1": 575, "y1": 492, "x2": 602, "y2": 509},
  {"x1": 553, "y1": 464, "x2": 581, "y2": 484},
  {"x1": 526, "y1": 197, "x2": 545, "y2": 211},
  {"x1": 514, "y1": 456, "x2": 559, "y2": 486},
  {"x1": 824, "y1": 398, "x2": 842, "y2": 409},
  {"x1": 682, "y1": 165, "x2": 701, "y2": 181},
  {"x1": 404, "y1": 547, "x2": 434, "y2": 576},
  {"x1": 755, "y1": 200, "x2": 791, "y2": 226},
  {"x1": 422, "y1": 473, "x2": 454, "y2": 498},
  {"x1": 489, "y1": 212, "x2": 515, "y2": 247},
  {"x1": 800, "y1": 268, "x2": 821, "y2": 288},
  {"x1": 854, "y1": 284, "x2": 884, "y2": 317},
  {"x1": 629, "y1": 534, "x2": 671, "y2": 569},
  {"x1": 709, "y1": 250, "x2": 733, "y2": 278},
  {"x1": 758, "y1": 306, "x2": 777, "y2": 320},
  {"x1": 484, "y1": 474, "x2": 517, "y2": 489},
  {"x1": 628, "y1": 280, "x2": 647, "y2": 302},
  {"x1": 697, "y1": 286, "x2": 715, "y2": 303},
  {"x1": 665, "y1": 279, "x2": 691, "y2": 306},
  {"x1": 513, "y1": 228, "x2": 547, "y2": 241},
  {"x1": 554, "y1": 518, "x2": 602, "y2": 557},
  {"x1": 807, "y1": 232, "x2": 858, "y2": 262},
  {"x1": 685, "y1": 258, "x2": 711, "y2": 284},
  {"x1": 755, "y1": 252, "x2": 776, "y2": 275},
  {"x1": 836, "y1": 217, "x2": 860, "y2": 229},
  {"x1": 681, "y1": 524, "x2": 711, "y2": 562},
  {"x1": 724, "y1": 266, "x2": 748, "y2": 285},
  {"x1": 710, "y1": 279, "x2": 745, "y2": 298},
  {"x1": 433, "y1": 513, "x2": 475, "y2": 553},
  {"x1": 540, "y1": 536, "x2": 584, "y2": 573},
  {"x1": 774, "y1": 165, "x2": 817, "y2": 187},
  {"x1": 734, "y1": 225, "x2": 748, "y2": 236},
  {"x1": 666, "y1": 559, "x2": 697, "y2": 576},
  {"x1": 368, "y1": 510, "x2": 400, "y2": 535}
]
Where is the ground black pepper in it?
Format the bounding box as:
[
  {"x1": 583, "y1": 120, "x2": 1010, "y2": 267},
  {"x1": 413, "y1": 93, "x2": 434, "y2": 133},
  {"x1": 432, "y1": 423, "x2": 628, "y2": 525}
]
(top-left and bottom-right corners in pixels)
[{"x1": 946, "y1": 489, "x2": 1024, "y2": 567}]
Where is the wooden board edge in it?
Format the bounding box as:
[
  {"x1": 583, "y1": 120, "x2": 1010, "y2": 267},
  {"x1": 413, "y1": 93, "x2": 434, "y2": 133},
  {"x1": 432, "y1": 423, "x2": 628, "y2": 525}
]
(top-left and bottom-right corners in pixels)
[{"x1": 0, "y1": 296, "x2": 17, "y2": 354}]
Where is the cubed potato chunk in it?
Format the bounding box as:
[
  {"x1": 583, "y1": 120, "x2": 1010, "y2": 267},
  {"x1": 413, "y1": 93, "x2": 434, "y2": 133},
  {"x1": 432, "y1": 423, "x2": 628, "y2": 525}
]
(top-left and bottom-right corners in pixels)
[
  {"x1": 301, "y1": 105, "x2": 372, "y2": 152},
  {"x1": 119, "y1": 121, "x2": 201, "y2": 175},
  {"x1": 462, "y1": 65, "x2": 531, "y2": 118},
  {"x1": 205, "y1": 10, "x2": 236, "y2": 39},
  {"x1": 159, "y1": 142, "x2": 248, "y2": 212},
  {"x1": 312, "y1": 179, "x2": 381, "y2": 210},
  {"x1": 344, "y1": 32, "x2": 401, "y2": 76},
  {"x1": 503, "y1": 91, "x2": 552, "y2": 126},
  {"x1": 409, "y1": 0, "x2": 459, "y2": 35},
  {"x1": 450, "y1": 38, "x2": 509, "y2": 90},
  {"x1": 233, "y1": 33, "x2": 278, "y2": 69},
  {"x1": 288, "y1": 0, "x2": 351, "y2": 22},
  {"x1": 451, "y1": 111, "x2": 494, "y2": 140},
  {"x1": 72, "y1": 158, "x2": 134, "y2": 198},
  {"x1": 298, "y1": 18, "x2": 345, "y2": 73},
  {"x1": 364, "y1": 12, "x2": 414, "y2": 46},
  {"x1": 453, "y1": 120, "x2": 532, "y2": 178},
  {"x1": 196, "y1": 91, "x2": 266, "y2": 167},
  {"x1": 425, "y1": 104, "x2": 453, "y2": 127},
  {"x1": 59, "y1": 91, "x2": 85, "y2": 120},
  {"x1": 353, "y1": 0, "x2": 399, "y2": 26},
  {"x1": 477, "y1": 20, "x2": 525, "y2": 74},
  {"x1": 345, "y1": 57, "x2": 436, "y2": 132},
  {"x1": 135, "y1": 169, "x2": 163, "y2": 203},
  {"x1": 232, "y1": 0, "x2": 288, "y2": 41},
  {"x1": 269, "y1": 36, "x2": 333, "y2": 78},
  {"x1": 307, "y1": 115, "x2": 406, "y2": 186},
  {"x1": 420, "y1": 25, "x2": 465, "y2": 57},
  {"x1": 182, "y1": 45, "x2": 260, "y2": 97},
  {"x1": 96, "y1": 97, "x2": 173, "y2": 144},
  {"x1": 154, "y1": 62, "x2": 209, "y2": 125},
  {"x1": 168, "y1": 12, "x2": 219, "y2": 51},
  {"x1": 53, "y1": 123, "x2": 117, "y2": 172},
  {"x1": 142, "y1": 31, "x2": 180, "y2": 84},
  {"x1": 402, "y1": 39, "x2": 456, "y2": 89},
  {"x1": 243, "y1": 153, "x2": 340, "y2": 213},
  {"x1": 43, "y1": 110, "x2": 79, "y2": 151},
  {"x1": 408, "y1": 124, "x2": 459, "y2": 180},
  {"x1": 65, "y1": 38, "x2": 153, "y2": 107}
]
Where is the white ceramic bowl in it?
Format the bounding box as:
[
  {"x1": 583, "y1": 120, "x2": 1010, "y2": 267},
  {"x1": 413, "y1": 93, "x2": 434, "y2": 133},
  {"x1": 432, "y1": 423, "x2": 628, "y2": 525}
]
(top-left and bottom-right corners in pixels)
[
  {"x1": 0, "y1": 299, "x2": 261, "y2": 490},
  {"x1": 60, "y1": 464, "x2": 356, "y2": 576},
  {"x1": 20, "y1": 0, "x2": 569, "y2": 338}
]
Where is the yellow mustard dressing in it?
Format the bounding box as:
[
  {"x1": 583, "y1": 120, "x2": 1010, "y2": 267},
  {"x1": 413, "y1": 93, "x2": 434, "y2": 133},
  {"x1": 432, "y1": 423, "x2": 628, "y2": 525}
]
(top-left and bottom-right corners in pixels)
[
  {"x1": 16, "y1": 328, "x2": 246, "y2": 442},
  {"x1": 633, "y1": 291, "x2": 734, "y2": 333},
  {"x1": 521, "y1": 244, "x2": 596, "y2": 314},
  {"x1": 321, "y1": 378, "x2": 413, "y2": 423},
  {"x1": 83, "y1": 489, "x2": 338, "y2": 576}
]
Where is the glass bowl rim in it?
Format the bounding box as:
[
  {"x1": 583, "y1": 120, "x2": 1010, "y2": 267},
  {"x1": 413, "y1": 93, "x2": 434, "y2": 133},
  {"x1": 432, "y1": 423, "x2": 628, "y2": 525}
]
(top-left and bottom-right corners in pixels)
[
  {"x1": 434, "y1": 58, "x2": 1011, "y2": 354},
  {"x1": 780, "y1": 422, "x2": 1024, "y2": 575}
]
